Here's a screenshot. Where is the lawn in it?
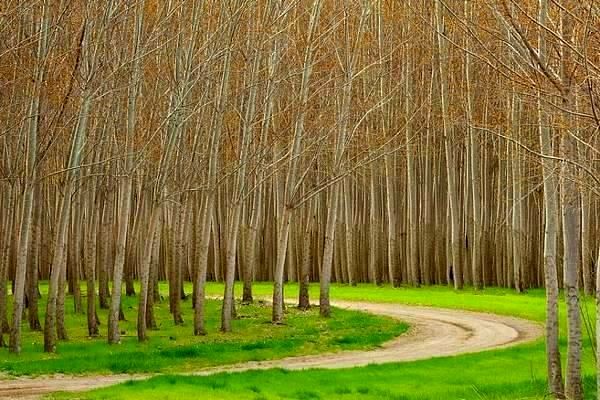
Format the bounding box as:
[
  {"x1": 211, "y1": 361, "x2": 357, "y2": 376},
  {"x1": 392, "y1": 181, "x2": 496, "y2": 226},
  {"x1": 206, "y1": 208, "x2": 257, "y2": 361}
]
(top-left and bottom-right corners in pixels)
[
  {"x1": 0, "y1": 282, "x2": 407, "y2": 376},
  {"x1": 55, "y1": 283, "x2": 598, "y2": 400}
]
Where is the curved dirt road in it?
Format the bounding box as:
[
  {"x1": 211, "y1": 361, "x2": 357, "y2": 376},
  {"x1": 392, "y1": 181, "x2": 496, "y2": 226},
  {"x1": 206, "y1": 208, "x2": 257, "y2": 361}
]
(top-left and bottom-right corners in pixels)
[{"x1": 0, "y1": 301, "x2": 542, "y2": 399}]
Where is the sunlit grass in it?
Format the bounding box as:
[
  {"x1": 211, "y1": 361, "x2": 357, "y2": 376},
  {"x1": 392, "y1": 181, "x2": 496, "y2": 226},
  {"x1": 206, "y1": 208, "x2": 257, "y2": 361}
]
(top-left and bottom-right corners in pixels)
[
  {"x1": 58, "y1": 283, "x2": 598, "y2": 400},
  {"x1": 0, "y1": 282, "x2": 407, "y2": 376}
]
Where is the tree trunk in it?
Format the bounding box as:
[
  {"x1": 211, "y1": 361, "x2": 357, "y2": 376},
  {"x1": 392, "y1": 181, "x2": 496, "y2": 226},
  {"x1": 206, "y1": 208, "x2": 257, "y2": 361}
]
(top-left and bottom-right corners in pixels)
[
  {"x1": 57, "y1": 253, "x2": 68, "y2": 341},
  {"x1": 85, "y1": 202, "x2": 99, "y2": 337},
  {"x1": 464, "y1": 0, "x2": 482, "y2": 290},
  {"x1": 27, "y1": 194, "x2": 42, "y2": 331},
  {"x1": 193, "y1": 198, "x2": 211, "y2": 336},
  {"x1": 108, "y1": 0, "x2": 142, "y2": 340},
  {"x1": 108, "y1": 175, "x2": 133, "y2": 343},
  {"x1": 560, "y1": 5, "x2": 583, "y2": 398},
  {"x1": 343, "y1": 180, "x2": 356, "y2": 286},
  {"x1": 0, "y1": 185, "x2": 14, "y2": 346},
  {"x1": 580, "y1": 183, "x2": 592, "y2": 296},
  {"x1": 44, "y1": 87, "x2": 92, "y2": 351},
  {"x1": 299, "y1": 198, "x2": 316, "y2": 310},
  {"x1": 510, "y1": 94, "x2": 523, "y2": 293},
  {"x1": 538, "y1": 91, "x2": 564, "y2": 398},
  {"x1": 44, "y1": 184, "x2": 73, "y2": 352},
  {"x1": 137, "y1": 209, "x2": 160, "y2": 341},
  {"x1": 9, "y1": 1, "x2": 48, "y2": 353},
  {"x1": 320, "y1": 184, "x2": 340, "y2": 317},
  {"x1": 98, "y1": 194, "x2": 112, "y2": 310},
  {"x1": 146, "y1": 219, "x2": 160, "y2": 330},
  {"x1": 435, "y1": 0, "x2": 462, "y2": 290},
  {"x1": 273, "y1": 0, "x2": 321, "y2": 324},
  {"x1": 169, "y1": 204, "x2": 184, "y2": 325},
  {"x1": 222, "y1": 2, "x2": 262, "y2": 329},
  {"x1": 70, "y1": 191, "x2": 83, "y2": 314},
  {"x1": 561, "y1": 114, "x2": 583, "y2": 400}
]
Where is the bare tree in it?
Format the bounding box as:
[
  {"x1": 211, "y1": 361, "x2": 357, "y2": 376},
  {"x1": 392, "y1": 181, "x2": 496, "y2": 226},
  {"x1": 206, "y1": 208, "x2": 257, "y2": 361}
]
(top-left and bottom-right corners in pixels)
[
  {"x1": 272, "y1": 0, "x2": 322, "y2": 324},
  {"x1": 10, "y1": 0, "x2": 48, "y2": 354}
]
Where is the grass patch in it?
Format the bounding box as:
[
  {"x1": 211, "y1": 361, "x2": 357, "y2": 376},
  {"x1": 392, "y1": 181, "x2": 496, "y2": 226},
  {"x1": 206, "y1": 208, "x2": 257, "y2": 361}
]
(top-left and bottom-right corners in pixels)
[
  {"x1": 0, "y1": 282, "x2": 407, "y2": 376},
  {"x1": 55, "y1": 283, "x2": 599, "y2": 400}
]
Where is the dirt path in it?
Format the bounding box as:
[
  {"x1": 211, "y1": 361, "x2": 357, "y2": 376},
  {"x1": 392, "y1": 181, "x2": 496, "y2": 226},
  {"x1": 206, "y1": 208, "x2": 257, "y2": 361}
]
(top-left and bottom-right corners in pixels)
[{"x1": 0, "y1": 301, "x2": 542, "y2": 399}]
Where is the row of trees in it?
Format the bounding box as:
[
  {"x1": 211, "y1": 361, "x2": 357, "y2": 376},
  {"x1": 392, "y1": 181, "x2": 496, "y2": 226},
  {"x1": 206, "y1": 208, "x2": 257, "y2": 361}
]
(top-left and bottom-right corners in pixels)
[{"x1": 0, "y1": 0, "x2": 599, "y2": 398}]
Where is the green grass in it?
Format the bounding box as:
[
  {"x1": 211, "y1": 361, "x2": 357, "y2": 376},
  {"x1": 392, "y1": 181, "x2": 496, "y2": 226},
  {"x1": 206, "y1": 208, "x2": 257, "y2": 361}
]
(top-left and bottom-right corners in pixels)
[
  {"x1": 0, "y1": 282, "x2": 407, "y2": 376},
  {"x1": 57, "y1": 283, "x2": 598, "y2": 400},
  {"x1": 203, "y1": 282, "x2": 558, "y2": 322}
]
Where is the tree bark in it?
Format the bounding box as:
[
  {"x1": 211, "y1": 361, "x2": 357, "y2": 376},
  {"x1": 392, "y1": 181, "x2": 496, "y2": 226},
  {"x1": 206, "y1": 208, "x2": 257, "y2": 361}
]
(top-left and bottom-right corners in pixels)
[
  {"x1": 108, "y1": 0, "x2": 143, "y2": 343},
  {"x1": 273, "y1": 0, "x2": 321, "y2": 324},
  {"x1": 435, "y1": 0, "x2": 462, "y2": 290},
  {"x1": 45, "y1": 89, "x2": 91, "y2": 352},
  {"x1": 538, "y1": 91, "x2": 564, "y2": 398},
  {"x1": 10, "y1": 0, "x2": 48, "y2": 353}
]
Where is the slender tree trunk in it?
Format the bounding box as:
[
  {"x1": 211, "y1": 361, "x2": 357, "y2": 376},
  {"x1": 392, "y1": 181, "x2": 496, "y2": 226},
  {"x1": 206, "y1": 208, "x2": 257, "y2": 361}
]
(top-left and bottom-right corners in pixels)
[
  {"x1": 510, "y1": 94, "x2": 523, "y2": 293},
  {"x1": 45, "y1": 88, "x2": 91, "y2": 352},
  {"x1": 580, "y1": 176, "x2": 592, "y2": 296},
  {"x1": 320, "y1": 28, "x2": 361, "y2": 312},
  {"x1": 10, "y1": 1, "x2": 48, "y2": 353},
  {"x1": 221, "y1": 202, "x2": 243, "y2": 332},
  {"x1": 320, "y1": 184, "x2": 341, "y2": 317},
  {"x1": 368, "y1": 165, "x2": 380, "y2": 285},
  {"x1": 273, "y1": 206, "x2": 292, "y2": 323},
  {"x1": 57, "y1": 253, "x2": 68, "y2": 341},
  {"x1": 145, "y1": 220, "x2": 160, "y2": 330},
  {"x1": 193, "y1": 198, "x2": 211, "y2": 336},
  {"x1": 222, "y1": 2, "x2": 262, "y2": 330},
  {"x1": 85, "y1": 202, "x2": 99, "y2": 336},
  {"x1": 562, "y1": 135, "x2": 583, "y2": 399},
  {"x1": 108, "y1": 174, "x2": 133, "y2": 342},
  {"x1": 464, "y1": 0, "x2": 482, "y2": 290},
  {"x1": 243, "y1": 39, "x2": 277, "y2": 302},
  {"x1": 27, "y1": 190, "x2": 42, "y2": 331},
  {"x1": 560, "y1": 5, "x2": 583, "y2": 398},
  {"x1": 273, "y1": 0, "x2": 321, "y2": 324},
  {"x1": 422, "y1": 68, "x2": 435, "y2": 286},
  {"x1": 404, "y1": 44, "x2": 418, "y2": 287},
  {"x1": 561, "y1": 111, "x2": 583, "y2": 400},
  {"x1": 343, "y1": 180, "x2": 356, "y2": 286},
  {"x1": 169, "y1": 204, "x2": 184, "y2": 325},
  {"x1": 98, "y1": 194, "x2": 112, "y2": 310},
  {"x1": 435, "y1": 0, "x2": 462, "y2": 289},
  {"x1": 44, "y1": 187, "x2": 73, "y2": 352},
  {"x1": 108, "y1": 0, "x2": 143, "y2": 343},
  {"x1": 538, "y1": 91, "x2": 564, "y2": 398},
  {"x1": 137, "y1": 209, "x2": 160, "y2": 341},
  {"x1": 243, "y1": 190, "x2": 261, "y2": 304},
  {"x1": 70, "y1": 190, "x2": 83, "y2": 314},
  {"x1": 0, "y1": 185, "x2": 14, "y2": 346},
  {"x1": 299, "y1": 197, "x2": 316, "y2": 310}
]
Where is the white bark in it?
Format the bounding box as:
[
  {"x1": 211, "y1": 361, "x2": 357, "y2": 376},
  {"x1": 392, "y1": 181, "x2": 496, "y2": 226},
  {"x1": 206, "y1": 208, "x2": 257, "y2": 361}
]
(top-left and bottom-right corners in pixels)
[
  {"x1": 108, "y1": 0, "x2": 144, "y2": 344},
  {"x1": 273, "y1": 0, "x2": 322, "y2": 323},
  {"x1": 10, "y1": 0, "x2": 48, "y2": 354},
  {"x1": 435, "y1": 0, "x2": 462, "y2": 289}
]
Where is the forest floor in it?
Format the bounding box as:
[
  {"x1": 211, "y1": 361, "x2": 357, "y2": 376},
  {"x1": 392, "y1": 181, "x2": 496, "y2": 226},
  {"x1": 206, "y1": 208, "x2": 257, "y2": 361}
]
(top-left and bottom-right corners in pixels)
[
  {"x1": 0, "y1": 284, "x2": 544, "y2": 399},
  {"x1": 0, "y1": 294, "x2": 405, "y2": 376}
]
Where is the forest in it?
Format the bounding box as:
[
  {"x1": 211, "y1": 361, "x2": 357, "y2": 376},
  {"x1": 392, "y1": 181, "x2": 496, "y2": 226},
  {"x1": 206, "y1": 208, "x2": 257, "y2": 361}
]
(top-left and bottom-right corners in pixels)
[{"x1": 0, "y1": 0, "x2": 599, "y2": 399}]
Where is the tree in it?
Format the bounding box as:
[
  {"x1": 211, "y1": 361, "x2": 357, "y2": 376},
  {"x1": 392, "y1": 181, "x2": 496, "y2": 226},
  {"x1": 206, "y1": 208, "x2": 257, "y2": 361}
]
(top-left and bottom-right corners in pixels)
[
  {"x1": 320, "y1": 0, "x2": 368, "y2": 317},
  {"x1": 435, "y1": 0, "x2": 462, "y2": 290},
  {"x1": 108, "y1": 0, "x2": 146, "y2": 344},
  {"x1": 272, "y1": 0, "x2": 322, "y2": 324},
  {"x1": 10, "y1": 0, "x2": 48, "y2": 354}
]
